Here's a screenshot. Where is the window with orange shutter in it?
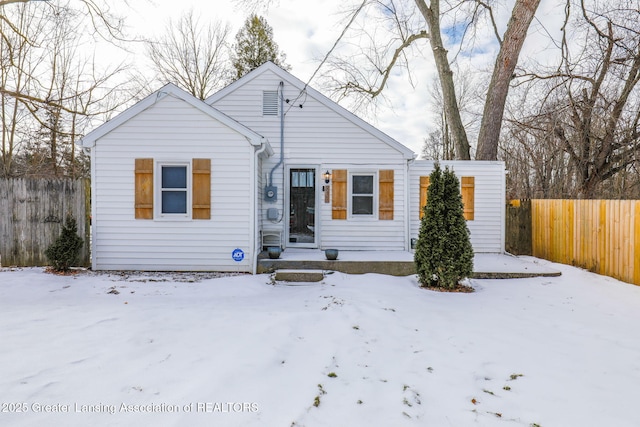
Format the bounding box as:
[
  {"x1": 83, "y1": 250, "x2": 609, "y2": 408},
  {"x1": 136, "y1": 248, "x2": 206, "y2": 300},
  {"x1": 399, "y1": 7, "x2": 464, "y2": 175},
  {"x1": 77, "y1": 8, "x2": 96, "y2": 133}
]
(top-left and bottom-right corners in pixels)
[{"x1": 134, "y1": 158, "x2": 211, "y2": 220}]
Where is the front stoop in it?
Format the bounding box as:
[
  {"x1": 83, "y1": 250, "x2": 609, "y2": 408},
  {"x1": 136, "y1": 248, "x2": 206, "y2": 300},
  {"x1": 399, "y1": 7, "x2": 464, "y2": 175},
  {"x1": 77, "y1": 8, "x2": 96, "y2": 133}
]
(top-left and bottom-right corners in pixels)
[
  {"x1": 258, "y1": 251, "x2": 562, "y2": 278},
  {"x1": 259, "y1": 259, "x2": 415, "y2": 276},
  {"x1": 274, "y1": 269, "x2": 325, "y2": 282}
]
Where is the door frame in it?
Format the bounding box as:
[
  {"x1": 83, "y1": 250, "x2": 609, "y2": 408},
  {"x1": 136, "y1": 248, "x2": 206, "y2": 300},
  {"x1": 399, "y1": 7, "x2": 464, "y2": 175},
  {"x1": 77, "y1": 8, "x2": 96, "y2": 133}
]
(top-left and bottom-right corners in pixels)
[{"x1": 285, "y1": 164, "x2": 320, "y2": 248}]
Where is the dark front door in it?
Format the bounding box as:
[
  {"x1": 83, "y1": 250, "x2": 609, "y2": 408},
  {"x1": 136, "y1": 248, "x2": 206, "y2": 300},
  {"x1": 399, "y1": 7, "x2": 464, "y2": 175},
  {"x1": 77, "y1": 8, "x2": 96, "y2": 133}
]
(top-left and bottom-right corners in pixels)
[{"x1": 288, "y1": 168, "x2": 316, "y2": 246}]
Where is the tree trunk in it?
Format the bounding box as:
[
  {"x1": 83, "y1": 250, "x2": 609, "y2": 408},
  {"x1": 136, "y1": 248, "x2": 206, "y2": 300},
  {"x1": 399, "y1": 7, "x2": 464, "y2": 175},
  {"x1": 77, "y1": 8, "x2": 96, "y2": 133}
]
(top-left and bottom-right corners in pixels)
[
  {"x1": 415, "y1": 0, "x2": 471, "y2": 160},
  {"x1": 475, "y1": 0, "x2": 541, "y2": 161}
]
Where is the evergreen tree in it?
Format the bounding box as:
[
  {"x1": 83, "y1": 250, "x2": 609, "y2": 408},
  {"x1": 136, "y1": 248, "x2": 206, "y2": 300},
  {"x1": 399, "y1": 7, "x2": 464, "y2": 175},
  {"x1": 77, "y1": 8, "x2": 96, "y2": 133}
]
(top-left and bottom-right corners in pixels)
[
  {"x1": 45, "y1": 215, "x2": 84, "y2": 272},
  {"x1": 415, "y1": 164, "x2": 444, "y2": 287},
  {"x1": 440, "y1": 166, "x2": 474, "y2": 286},
  {"x1": 231, "y1": 14, "x2": 290, "y2": 80},
  {"x1": 414, "y1": 163, "x2": 473, "y2": 289}
]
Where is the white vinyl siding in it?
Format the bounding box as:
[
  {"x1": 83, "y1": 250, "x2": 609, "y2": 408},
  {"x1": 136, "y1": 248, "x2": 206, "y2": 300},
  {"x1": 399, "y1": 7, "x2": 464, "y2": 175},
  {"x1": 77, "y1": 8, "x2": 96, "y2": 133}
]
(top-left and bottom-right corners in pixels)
[
  {"x1": 210, "y1": 69, "x2": 409, "y2": 251},
  {"x1": 92, "y1": 95, "x2": 254, "y2": 271},
  {"x1": 409, "y1": 160, "x2": 506, "y2": 253}
]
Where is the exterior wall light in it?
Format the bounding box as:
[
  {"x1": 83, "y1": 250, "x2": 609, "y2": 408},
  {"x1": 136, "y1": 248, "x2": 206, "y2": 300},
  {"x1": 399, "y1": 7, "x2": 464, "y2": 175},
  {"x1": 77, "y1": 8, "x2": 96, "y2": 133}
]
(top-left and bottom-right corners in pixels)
[{"x1": 322, "y1": 170, "x2": 332, "y2": 197}]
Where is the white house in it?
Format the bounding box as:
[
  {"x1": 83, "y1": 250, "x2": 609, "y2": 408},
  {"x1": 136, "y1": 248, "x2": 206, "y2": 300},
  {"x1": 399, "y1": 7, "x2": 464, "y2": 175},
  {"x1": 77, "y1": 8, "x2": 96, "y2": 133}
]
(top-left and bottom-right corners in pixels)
[{"x1": 79, "y1": 62, "x2": 505, "y2": 272}]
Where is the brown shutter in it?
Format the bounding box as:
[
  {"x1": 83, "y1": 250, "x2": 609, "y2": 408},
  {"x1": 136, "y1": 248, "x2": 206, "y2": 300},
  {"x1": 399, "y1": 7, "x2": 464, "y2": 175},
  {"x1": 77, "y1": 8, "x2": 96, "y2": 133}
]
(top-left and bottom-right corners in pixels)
[
  {"x1": 331, "y1": 169, "x2": 347, "y2": 220},
  {"x1": 419, "y1": 176, "x2": 430, "y2": 219},
  {"x1": 135, "y1": 158, "x2": 153, "y2": 219},
  {"x1": 461, "y1": 176, "x2": 475, "y2": 220},
  {"x1": 378, "y1": 170, "x2": 394, "y2": 220},
  {"x1": 192, "y1": 158, "x2": 211, "y2": 220}
]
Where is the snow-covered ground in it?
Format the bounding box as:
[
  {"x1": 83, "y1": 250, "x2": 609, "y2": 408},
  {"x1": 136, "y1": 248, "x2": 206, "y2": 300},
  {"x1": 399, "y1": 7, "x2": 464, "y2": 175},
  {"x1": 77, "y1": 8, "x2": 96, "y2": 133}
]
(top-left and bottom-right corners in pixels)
[{"x1": 1, "y1": 258, "x2": 639, "y2": 427}]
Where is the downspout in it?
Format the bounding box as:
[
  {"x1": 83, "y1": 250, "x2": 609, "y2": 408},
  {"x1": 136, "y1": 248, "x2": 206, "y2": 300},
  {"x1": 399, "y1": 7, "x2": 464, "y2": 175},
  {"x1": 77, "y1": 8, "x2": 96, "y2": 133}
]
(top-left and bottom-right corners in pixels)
[
  {"x1": 76, "y1": 136, "x2": 98, "y2": 268},
  {"x1": 405, "y1": 157, "x2": 414, "y2": 252},
  {"x1": 268, "y1": 81, "x2": 285, "y2": 187},
  {"x1": 252, "y1": 139, "x2": 270, "y2": 274}
]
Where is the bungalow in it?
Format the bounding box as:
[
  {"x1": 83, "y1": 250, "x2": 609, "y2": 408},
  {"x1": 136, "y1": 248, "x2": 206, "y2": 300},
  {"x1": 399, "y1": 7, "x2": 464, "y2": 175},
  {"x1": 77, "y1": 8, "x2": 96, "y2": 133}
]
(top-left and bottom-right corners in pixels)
[{"x1": 78, "y1": 62, "x2": 505, "y2": 272}]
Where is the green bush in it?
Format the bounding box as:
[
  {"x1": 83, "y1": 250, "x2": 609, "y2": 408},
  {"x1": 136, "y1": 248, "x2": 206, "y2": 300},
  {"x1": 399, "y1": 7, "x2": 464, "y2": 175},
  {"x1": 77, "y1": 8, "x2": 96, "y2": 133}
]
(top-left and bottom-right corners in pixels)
[
  {"x1": 414, "y1": 163, "x2": 473, "y2": 289},
  {"x1": 45, "y1": 215, "x2": 84, "y2": 272}
]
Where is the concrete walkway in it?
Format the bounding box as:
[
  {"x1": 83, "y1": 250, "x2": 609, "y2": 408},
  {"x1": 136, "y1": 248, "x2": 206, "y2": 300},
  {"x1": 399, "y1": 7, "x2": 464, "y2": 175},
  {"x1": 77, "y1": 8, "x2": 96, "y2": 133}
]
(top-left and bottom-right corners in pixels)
[{"x1": 258, "y1": 249, "x2": 561, "y2": 278}]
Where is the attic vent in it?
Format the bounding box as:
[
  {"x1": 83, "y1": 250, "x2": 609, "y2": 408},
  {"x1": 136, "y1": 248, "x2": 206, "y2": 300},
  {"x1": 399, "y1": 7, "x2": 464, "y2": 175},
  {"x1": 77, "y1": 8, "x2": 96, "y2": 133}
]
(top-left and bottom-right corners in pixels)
[{"x1": 263, "y1": 90, "x2": 279, "y2": 116}]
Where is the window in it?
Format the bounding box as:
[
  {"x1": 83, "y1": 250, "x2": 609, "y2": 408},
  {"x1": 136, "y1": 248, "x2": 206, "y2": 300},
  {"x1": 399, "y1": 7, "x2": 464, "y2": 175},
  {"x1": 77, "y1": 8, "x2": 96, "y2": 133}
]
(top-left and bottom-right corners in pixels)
[
  {"x1": 135, "y1": 158, "x2": 210, "y2": 220},
  {"x1": 331, "y1": 169, "x2": 394, "y2": 221},
  {"x1": 351, "y1": 174, "x2": 374, "y2": 216},
  {"x1": 263, "y1": 90, "x2": 279, "y2": 116},
  {"x1": 291, "y1": 170, "x2": 314, "y2": 188},
  {"x1": 418, "y1": 174, "x2": 475, "y2": 221},
  {"x1": 160, "y1": 164, "x2": 188, "y2": 215}
]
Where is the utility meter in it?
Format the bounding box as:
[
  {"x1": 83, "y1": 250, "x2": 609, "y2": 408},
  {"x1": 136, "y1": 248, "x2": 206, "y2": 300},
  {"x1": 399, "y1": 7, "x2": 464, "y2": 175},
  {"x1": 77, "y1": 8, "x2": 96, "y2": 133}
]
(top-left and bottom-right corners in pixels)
[{"x1": 264, "y1": 185, "x2": 277, "y2": 202}]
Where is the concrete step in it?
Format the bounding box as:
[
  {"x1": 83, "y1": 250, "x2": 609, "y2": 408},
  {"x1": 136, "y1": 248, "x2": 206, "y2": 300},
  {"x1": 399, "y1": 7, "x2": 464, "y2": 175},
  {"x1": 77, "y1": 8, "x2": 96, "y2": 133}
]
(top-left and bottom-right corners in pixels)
[
  {"x1": 259, "y1": 259, "x2": 415, "y2": 276},
  {"x1": 274, "y1": 269, "x2": 325, "y2": 282}
]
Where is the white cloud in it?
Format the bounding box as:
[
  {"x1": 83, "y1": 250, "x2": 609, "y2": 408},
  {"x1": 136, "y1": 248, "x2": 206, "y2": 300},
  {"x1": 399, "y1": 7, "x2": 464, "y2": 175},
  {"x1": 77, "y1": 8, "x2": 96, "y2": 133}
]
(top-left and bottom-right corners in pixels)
[
  {"x1": 111, "y1": 0, "x2": 436, "y2": 154},
  {"x1": 113, "y1": 0, "x2": 554, "y2": 157}
]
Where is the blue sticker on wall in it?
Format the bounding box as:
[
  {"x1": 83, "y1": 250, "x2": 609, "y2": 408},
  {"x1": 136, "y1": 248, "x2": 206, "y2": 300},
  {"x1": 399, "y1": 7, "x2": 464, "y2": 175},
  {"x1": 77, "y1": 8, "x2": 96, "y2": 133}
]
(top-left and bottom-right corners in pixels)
[{"x1": 232, "y1": 248, "x2": 245, "y2": 262}]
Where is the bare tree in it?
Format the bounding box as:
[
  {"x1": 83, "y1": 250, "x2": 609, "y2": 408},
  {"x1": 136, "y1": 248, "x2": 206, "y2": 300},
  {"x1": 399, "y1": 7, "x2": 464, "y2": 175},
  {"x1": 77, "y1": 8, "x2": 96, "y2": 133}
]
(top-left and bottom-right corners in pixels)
[
  {"x1": 314, "y1": 0, "x2": 541, "y2": 160},
  {"x1": 1, "y1": 0, "x2": 130, "y2": 40},
  {"x1": 0, "y1": 0, "x2": 133, "y2": 108},
  {"x1": 507, "y1": 0, "x2": 640, "y2": 198},
  {"x1": 501, "y1": 93, "x2": 577, "y2": 198},
  {"x1": 1, "y1": 1, "x2": 134, "y2": 177},
  {"x1": 0, "y1": 2, "x2": 37, "y2": 176},
  {"x1": 146, "y1": 11, "x2": 232, "y2": 100},
  {"x1": 474, "y1": 0, "x2": 540, "y2": 160},
  {"x1": 415, "y1": 0, "x2": 471, "y2": 159},
  {"x1": 422, "y1": 63, "x2": 481, "y2": 159}
]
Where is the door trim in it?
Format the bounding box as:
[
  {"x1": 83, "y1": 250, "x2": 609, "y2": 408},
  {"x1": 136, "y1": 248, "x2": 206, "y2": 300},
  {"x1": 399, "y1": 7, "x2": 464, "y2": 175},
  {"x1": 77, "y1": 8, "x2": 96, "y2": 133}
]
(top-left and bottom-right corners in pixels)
[{"x1": 285, "y1": 164, "x2": 319, "y2": 248}]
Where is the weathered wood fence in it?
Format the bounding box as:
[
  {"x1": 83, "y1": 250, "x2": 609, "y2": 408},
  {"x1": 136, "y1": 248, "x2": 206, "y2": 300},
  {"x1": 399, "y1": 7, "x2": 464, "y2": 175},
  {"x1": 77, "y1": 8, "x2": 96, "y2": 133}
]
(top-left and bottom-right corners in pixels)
[
  {"x1": 506, "y1": 199, "x2": 640, "y2": 286},
  {"x1": 505, "y1": 199, "x2": 532, "y2": 255},
  {"x1": 0, "y1": 178, "x2": 90, "y2": 267}
]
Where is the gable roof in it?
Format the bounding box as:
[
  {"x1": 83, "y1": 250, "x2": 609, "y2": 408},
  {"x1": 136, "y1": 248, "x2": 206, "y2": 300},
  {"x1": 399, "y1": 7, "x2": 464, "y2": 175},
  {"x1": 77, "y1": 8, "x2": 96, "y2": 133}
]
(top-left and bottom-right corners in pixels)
[
  {"x1": 206, "y1": 62, "x2": 417, "y2": 160},
  {"x1": 78, "y1": 83, "x2": 268, "y2": 151}
]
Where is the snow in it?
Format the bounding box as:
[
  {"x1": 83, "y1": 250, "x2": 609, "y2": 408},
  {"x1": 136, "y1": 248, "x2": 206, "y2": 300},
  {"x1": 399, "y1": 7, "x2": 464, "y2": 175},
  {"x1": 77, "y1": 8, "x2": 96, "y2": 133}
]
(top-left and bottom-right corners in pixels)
[
  {"x1": 1, "y1": 258, "x2": 639, "y2": 427},
  {"x1": 275, "y1": 249, "x2": 561, "y2": 276}
]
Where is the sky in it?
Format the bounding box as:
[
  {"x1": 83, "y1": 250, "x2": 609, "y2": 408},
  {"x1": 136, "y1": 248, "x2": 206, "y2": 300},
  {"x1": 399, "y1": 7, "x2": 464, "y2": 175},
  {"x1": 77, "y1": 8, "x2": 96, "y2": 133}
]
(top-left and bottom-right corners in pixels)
[
  {"x1": 114, "y1": 0, "x2": 565, "y2": 157},
  {"x1": 1, "y1": 257, "x2": 640, "y2": 426},
  {"x1": 113, "y1": 0, "x2": 442, "y2": 156}
]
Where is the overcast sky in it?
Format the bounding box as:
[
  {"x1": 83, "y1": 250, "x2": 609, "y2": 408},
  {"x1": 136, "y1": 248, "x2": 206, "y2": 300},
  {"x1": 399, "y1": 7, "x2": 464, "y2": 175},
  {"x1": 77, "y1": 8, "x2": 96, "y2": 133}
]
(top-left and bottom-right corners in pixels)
[{"x1": 119, "y1": 0, "x2": 564, "y2": 156}]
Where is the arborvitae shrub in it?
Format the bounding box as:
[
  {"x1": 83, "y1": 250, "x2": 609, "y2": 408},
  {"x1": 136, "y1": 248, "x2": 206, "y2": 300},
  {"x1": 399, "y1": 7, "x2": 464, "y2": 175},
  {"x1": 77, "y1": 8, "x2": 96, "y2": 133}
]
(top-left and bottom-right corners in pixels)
[
  {"x1": 414, "y1": 163, "x2": 473, "y2": 289},
  {"x1": 415, "y1": 164, "x2": 445, "y2": 287},
  {"x1": 45, "y1": 215, "x2": 83, "y2": 272}
]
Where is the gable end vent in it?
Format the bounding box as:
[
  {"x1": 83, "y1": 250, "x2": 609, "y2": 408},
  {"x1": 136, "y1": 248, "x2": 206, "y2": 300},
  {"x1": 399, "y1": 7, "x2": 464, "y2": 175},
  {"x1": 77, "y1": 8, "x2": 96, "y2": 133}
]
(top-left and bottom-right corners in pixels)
[{"x1": 263, "y1": 90, "x2": 279, "y2": 116}]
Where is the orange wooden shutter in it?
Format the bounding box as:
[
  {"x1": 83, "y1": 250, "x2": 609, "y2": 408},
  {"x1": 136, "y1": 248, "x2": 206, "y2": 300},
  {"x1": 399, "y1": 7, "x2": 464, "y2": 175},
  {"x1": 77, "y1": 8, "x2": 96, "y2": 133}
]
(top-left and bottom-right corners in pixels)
[
  {"x1": 378, "y1": 170, "x2": 394, "y2": 220},
  {"x1": 419, "y1": 176, "x2": 430, "y2": 219},
  {"x1": 135, "y1": 158, "x2": 153, "y2": 219},
  {"x1": 192, "y1": 158, "x2": 211, "y2": 220},
  {"x1": 461, "y1": 176, "x2": 475, "y2": 220},
  {"x1": 331, "y1": 169, "x2": 347, "y2": 220}
]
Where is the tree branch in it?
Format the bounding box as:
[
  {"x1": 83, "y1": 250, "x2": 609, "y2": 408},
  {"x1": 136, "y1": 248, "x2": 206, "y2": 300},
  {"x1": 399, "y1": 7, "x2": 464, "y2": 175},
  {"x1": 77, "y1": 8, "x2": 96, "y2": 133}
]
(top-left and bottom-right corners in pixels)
[{"x1": 336, "y1": 30, "x2": 428, "y2": 98}]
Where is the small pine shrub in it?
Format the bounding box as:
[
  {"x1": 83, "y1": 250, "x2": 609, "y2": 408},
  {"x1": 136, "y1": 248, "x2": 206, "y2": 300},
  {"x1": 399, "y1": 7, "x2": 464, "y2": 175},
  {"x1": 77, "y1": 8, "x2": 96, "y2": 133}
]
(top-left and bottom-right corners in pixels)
[
  {"x1": 415, "y1": 164, "x2": 445, "y2": 287},
  {"x1": 414, "y1": 163, "x2": 473, "y2": 289},
  {"x1": 45, "y1": 215, "x2": 84, "y2": 272}
]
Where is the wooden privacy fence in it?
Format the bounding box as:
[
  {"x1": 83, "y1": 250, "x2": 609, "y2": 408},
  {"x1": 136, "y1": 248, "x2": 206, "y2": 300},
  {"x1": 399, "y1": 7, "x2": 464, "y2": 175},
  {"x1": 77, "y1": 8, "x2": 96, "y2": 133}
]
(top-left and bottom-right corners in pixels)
[
  {"x1": 505, "y1": 199, "x2": 532, "y2": 255},
  {"x1": 507, "y1": 199, "x2": 640, "y2": 286},
  {"x1": 0, "y1": 178, "x2": 90, "y2": 267}
]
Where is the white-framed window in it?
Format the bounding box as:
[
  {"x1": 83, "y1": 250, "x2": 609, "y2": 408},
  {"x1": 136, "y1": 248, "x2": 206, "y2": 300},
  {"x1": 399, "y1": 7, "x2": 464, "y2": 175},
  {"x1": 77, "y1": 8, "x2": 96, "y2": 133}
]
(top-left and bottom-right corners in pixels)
[
  {"x1": 157, "y1": 162, "x2": 190, "y2": 218},
  {"x1": 349, "y1": 172, "x2": 376, "y2": 217}
]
